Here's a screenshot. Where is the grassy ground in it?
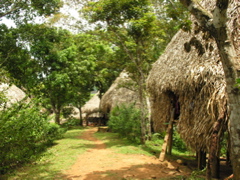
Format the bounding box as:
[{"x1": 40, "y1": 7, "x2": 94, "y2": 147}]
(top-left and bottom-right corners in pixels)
[
  {"x1": 3, "y1": 127, "x2": 88, "y2": 180},
  {"x1": 2, "y1": 127, "x2": 200, "y2": 180},
  {"x1": 94, "y1": 131, "x2": 194, "y2": 158}
]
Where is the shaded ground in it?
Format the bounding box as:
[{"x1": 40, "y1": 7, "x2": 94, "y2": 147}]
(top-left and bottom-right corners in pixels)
[{"x1": 63, "y1": 127, "x2": 192, "y2": 180}]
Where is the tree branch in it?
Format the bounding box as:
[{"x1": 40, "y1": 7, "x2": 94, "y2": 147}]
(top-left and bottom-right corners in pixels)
[{"x1": 179, "y1": 0, "x2": 213, "y2": 29}]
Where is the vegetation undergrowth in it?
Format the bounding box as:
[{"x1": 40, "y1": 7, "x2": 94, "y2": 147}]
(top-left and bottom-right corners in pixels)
[
  {"x1": 107, "y1": 103, "x2": 141, "y2": 143},
  {"x1": 0, "y1": 100, "x2": 66, "y2": 174},
  {"x1": 106, "y1": 103, "x2": 191, "y2": 157},
  {"x1": 2, "y1": 127, "x2": 88, "y2": 180}
]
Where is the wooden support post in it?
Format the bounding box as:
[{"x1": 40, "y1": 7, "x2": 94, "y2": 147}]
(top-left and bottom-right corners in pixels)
[
  {"x1": 159, "y1": 108, "x2": 174, "y2": 161},
  {"x1": 206, "y1": 119, "x2": 222, "y2": 179},
  {"x1": 197, "y1": 150, "x2": 206, "y2": 170},
  {"x1": 167, "y1": 121, "x2": 173, "y2": 155}
]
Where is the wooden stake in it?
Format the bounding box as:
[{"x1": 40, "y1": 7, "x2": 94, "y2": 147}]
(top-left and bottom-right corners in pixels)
[{"x1": 159, "y1": 108, "x2": 174, "y2": 161}]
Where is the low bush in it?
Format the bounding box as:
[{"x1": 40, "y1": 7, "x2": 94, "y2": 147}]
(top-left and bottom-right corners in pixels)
[
  {"x1": 108, "y1": 103, "x2": 141, "y2": 143},
  {"x1": 172, "y1": 127, "x2": 188, "y2": 152},
  {"x1": 61, "y1": 118, "x2": 80, "y2": 128},
  {"x1": 0, "y1": 100, "x2": 65, "y2": 174}
]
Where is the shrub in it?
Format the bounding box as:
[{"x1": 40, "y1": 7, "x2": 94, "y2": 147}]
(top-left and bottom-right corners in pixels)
[
  {"x1": 108, "y1": 104, "x2": 141, "y2": 143},
  {"x1": 62, "y1": 106, "x2": 74, "y2": 118},
  {"x1": 61, "y1": 118, "x2": 80, "y2": 128},
  {"x1": 173, "y1": 127, "x2": 187, "y2": 152},
  {"x1": 0, "y1": 100, "x2": 65, "y2": 174}
]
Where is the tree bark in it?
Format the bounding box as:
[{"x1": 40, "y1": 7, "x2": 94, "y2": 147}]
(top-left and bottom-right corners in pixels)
[
  {"x1": 54, "y1": 108, "x2": 61, "y2": 125},
  {"x1": 78, "y1": 106, "x2": 83, "y2": 126},
  {"x1": 179, "y1": 0, "x2": 240, "y2": 178},
  {"x1": 197, "y1": 150, "x2": 206, "y2": 170},
  {"x1": 207, "y1": 119, "x2": 222, "y2": 179},
  {"x1": 167, "y1": 120, "x2": 173, "y2": 155},
  {"x1": 138, "y1": 78, "x2": 147, "y2": 144},
  {"x1": 159, "y1": 109, "x2": 174, "y2": 161}
]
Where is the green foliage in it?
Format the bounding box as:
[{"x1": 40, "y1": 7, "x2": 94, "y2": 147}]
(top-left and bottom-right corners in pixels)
[
  {"x1": 62, "y1": 106, "x2": 74, "y2": 118},
  {"x1": 0, "y1": 0, "x2": 62, "y2": 24},
  {"x1": 108, "y1": 104, "x2": 141, "y2": 143},
  {"x1": 0, "y1": 100, "x2": 65, "y2": 174},
  {"x1": 3, "y1": 128, "x2": 86, "y2": 180},
  {"x1": 173, "y1": 128, "x2": 188, "y2": 152},
  {"x1": 61, "y1": 118, "x2": 81, "y2": 128},
  {"x1": 150, "y1": 129, "x2": 187, "y2": 153}
]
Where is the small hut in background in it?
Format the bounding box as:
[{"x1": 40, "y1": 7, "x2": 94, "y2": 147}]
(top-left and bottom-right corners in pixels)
[
  {"x1": 147, "y1": 7, "x2": 231, "y2": 178},
  {"x1": 0, "y1": 84, "x2": 26, "y2": 107},
  {"x1": 81, "y1": 93, "x2": 104, "y2": 126},
  {"x1": 100, "y1": 71, "x2": 139, "y2": 119}
]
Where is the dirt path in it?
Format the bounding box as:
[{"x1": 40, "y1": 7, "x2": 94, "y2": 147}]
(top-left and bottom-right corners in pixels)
[{"x1": 63, "y1": 127, "x2": 191, "y2": 180}]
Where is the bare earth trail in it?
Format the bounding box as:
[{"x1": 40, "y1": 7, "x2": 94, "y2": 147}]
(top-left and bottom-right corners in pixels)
[{"x1": 63, "y1": 127, "x2": 191, "y2": 180}]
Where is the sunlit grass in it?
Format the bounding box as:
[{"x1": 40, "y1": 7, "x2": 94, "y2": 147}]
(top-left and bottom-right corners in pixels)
[
  {"x1": 94, "y1": 131, "x2": 154, "y2": 156},
  {"x1": 5, "y1": 127, "x2": 91, "y2": 180},
  {"x1": 94, "y1": 131, "x2": 193, "y2": 159}
]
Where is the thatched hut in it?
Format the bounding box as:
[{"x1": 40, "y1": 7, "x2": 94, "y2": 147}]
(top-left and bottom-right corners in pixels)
[
  {"x1": 0, "y1": 84, "x2": 26, "y2": 107},
  {"x1": 100, "y1": 71, "x2": 139, "y2": 116},
  {"x1": 147, "y1": 0, "x2": 240, "y2": 161},
  {"x1": 147, "y1": 26, "x2": 229, "y2": 152},
  {"x1": 81, "y1": 93, "x2": 104, "y2": 125},
  {"x1": 147, "y1": 1, "x2": 240, "y2": 177},
  {"x1": 82, "y1": 93, "x2": 101, "y2": 116}
]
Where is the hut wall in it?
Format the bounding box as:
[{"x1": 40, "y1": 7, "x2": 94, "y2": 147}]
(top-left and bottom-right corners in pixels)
[{"x1": 150, "y1": 92, "x2": 172, "y2": 132}]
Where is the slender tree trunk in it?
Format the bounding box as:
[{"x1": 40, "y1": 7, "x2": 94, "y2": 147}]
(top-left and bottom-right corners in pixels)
[
  {"x1": 207, "y1": 119, "x2": 222, "y2": 179},
  {"x1": 197, "y1": 150, "x2": 206, "y2": 170},
  {"x1": 78, "y1": 106, "x2": 83, "y2": 126},
  {"x1": 54, "y1": 108, "x2": 61, "y2": 125},
  {"x1": 167, "y1": 120, "x2": 173, "y2": 155},
  {"x1": 146, "y1": 95, "x2": 152, "y2": 140},
  {"x1": 138, "y1": 80, "x2": 147, "y2": 144},
  {"x1": 138, "y1": 75, "x2": 152, "y2": 144},
  {"x1": 159, "y1": 108, "x2": 174, "y2": 161}
]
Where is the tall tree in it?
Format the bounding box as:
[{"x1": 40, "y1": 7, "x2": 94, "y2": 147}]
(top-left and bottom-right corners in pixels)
[
  {"x1": 179, "y1": 0, "x2": 240, "y2": 178},
  {"x1": 19, "y1": 24, "x2": 77, "y2": 124},
  {"x1": 0, "y1": 0, "x2": 62, "y2": 87},
  {"x1": 84, "y1": 0, "x2": 165, "y2": 143}
]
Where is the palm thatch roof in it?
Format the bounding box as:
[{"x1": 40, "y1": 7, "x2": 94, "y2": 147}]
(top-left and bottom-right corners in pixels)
[
  {"x1": 147, "y1": 8, "x2": 232, "y2": 151},
  {"x1": 0, "y1": 84, "x2": 26, "y2": 107},
  {"x1": 81, "y1": 93, "x2": 102, "y2": 118},
  {"x1": 100, "y1": 71, "x2": 139, "y2": 115}
]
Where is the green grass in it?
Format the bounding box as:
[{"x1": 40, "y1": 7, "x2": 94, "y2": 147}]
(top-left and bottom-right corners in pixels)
[
  {"x1": 94, "y1": 131, "x2": 193, "y2": 159},
  {"x1": 94, "y1": 131, "x2": 154, "y2": 156},
  {"x1": 2, "y1": 128, "x2": 197, "y2": 180},
  {"x1": 3, "y1": 127, "x2": 90, "y2": 180}
]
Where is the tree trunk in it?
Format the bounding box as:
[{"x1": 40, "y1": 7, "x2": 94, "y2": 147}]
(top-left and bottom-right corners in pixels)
[
  {"x1": 78, "y1": 106, "x2": 83, "y2": 126},
  {"x1": 167, "y1": 120, "x2": 173, "y2": 155},
  {"x1": 159, "y1": 108, "x2": 174, "y2": 161},
  {"x1": 207, "y1": 119, "x2": 222, "y2": 179},
  {"x1": 138, "y1": 76, "x2": 150, "y2": 144},
  {"x1": 197, "y1": 150, "x2": 206, "y2": 170},
  {"x1": 146, "y1": 95, "x2": 152, "y2": 140},
  {"x1": 54, "y1": 108, "x2": 61, "y2": 125},
  {"x1": 139, "y1": 84, "x2": 147, "y2": 144}
]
